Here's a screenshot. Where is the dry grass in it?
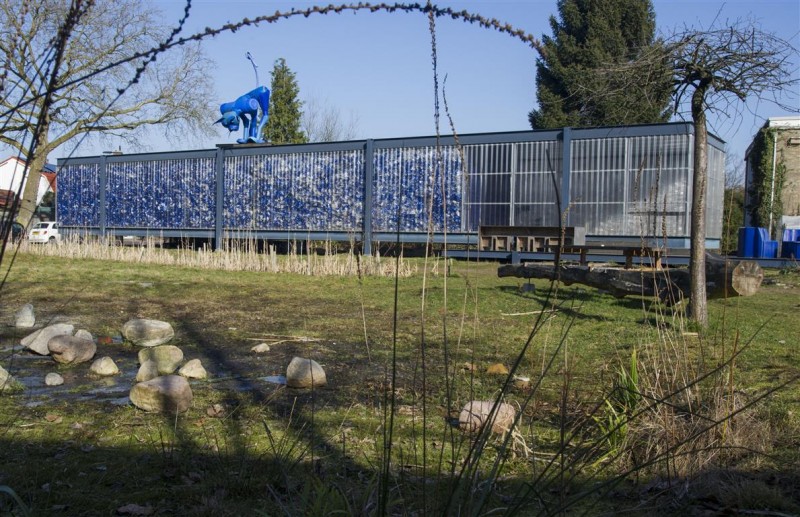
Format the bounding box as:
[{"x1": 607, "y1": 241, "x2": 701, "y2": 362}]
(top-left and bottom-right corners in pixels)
[
  {"x1": 19, "y1": 236, "x2": 417, "y2": 277},
  {"x1": 606, "y1": 316, "x2": 776, "y2": 484},
  {"x1": 1, "y1": 249, "x2": 797, "y2": 514}
]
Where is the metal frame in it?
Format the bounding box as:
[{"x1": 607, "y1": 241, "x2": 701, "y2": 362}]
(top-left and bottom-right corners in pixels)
[{"x1": 57, "y1": 122, "x2": 726, "y2": 253}]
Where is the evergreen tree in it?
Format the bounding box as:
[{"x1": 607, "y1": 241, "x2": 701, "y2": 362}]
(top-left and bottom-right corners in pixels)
[
  {"x1": 529, "y1": 0, "x2": 671, "y2": 129},
  {"x1": 262, "y1": 58, "x2": 307, "y2": 144}
]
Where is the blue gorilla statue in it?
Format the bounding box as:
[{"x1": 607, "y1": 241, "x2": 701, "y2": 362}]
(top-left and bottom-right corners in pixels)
[{"x1": 215, "y1": 85, "x2": 271, "y2": 144}]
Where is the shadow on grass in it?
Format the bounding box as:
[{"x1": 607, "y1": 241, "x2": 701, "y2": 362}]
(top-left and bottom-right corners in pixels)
[
  {"x1": 497, "y1": 285, "x2": 612, "y2": 323},
  {"x1": 2, "y1": 412, "x2": 798, "y2": 516}
]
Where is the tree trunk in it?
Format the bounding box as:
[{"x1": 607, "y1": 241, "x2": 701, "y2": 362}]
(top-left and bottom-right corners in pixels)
[
  {"x1": 16, "y1": 147, "x2": 48, "y2": 229},
  {"x1": 497, "y1": 253, "x2": 762, "y2": 305},
  {"x1": 15, "y1": 85, "x2": 52, "y2": 229},
  {"x1": 689, "y1": 83, "x2": 709, "y2": 326}
]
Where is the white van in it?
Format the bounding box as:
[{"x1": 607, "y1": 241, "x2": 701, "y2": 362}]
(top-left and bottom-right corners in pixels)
[{"x1": 27, "y1": 221, "x2": 60, "y2": 243}]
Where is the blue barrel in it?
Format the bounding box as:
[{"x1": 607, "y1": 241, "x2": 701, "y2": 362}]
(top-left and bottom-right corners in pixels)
[
  {"x1": 757, "y1": 228, "x2": 779, "y2": 258},
  {"x1": 737, "y1": 227, "x2": 758, "y2": 258}
]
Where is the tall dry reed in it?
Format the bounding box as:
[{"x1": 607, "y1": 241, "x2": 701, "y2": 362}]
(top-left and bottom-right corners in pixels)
[{"x1": 19, "y1": 236, "x2": 416, "y2": 278}]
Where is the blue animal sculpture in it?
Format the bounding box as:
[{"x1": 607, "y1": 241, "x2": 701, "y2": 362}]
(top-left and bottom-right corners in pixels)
[{"x1": 215, "y1": 85, "x2": 271, "y2": 144}]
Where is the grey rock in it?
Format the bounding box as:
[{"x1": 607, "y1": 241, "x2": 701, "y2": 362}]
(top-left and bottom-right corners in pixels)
[
  {"x1": 0, "y1": 365, "x2": 22, "y2": 393},
  {"x1": 458, "y1": 401, "x2": 516, "y2": 434},
  {"x1": 178, "y1": 359, "x2": 207, "y2": 380},
  {"x1": 250, "y1": 343, "x2": 271, "y2": 354},
  {"x1": 0, "y1": 365, "x2": 11, "y2": 385},
  {"x1": 137, "y1": 345, "x2": 183, "y2": 375},
  {"x1": 15, "y1": 304, "x2": 35, "y2": 328},
  {"x1": 89, "y1": 356, "x2": 119, "y2": 376},
  {"x1": 136, "y1": 360, "x2": 160, "y2": 382},
  {"x1": 206, "y1": 403, "x2": 226, "y2": 418},
  {"x1": 129, "y1": 375, "x2": 193, "y2": 413},
  {"x1": 48, "y1": 335, "x2": 96, "y2": 365},
  {"x1": 74, "y1": 329, "x2": 94, "y2": 341},
  {"x1": 21, "y1": 323, "x2": 74, "y2": 355},
  {"x1": 122, "y1": 319, "x2": 174, "y2": 347},
  {"x1": 285, "y1": 357, "x2": 327, "y2": 388},
  {"x1": 45, "y1": 372, "x2": 64, "y2": 386}
]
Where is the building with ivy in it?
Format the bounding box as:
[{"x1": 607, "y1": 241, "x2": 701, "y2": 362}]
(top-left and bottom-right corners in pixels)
[{"x1": 744, "y1": 116, "x2": 800, "y2": 237}]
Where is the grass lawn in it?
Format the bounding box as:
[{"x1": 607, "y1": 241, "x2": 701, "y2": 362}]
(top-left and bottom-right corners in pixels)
[{"x1": 1, "y1": 250, "x2": 798, "y2": 515}]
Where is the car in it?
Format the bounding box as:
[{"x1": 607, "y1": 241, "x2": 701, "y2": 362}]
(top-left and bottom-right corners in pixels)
[{"x1": 27, "y1": 221, "x2": 60, "y2": 243}]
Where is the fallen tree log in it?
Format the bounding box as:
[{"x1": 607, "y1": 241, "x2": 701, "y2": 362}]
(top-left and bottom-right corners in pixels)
[{"x1": 497, "y1": 252, "x2": 763, "y2": 304}]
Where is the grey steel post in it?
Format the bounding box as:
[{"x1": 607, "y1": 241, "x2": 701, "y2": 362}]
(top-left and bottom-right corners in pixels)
[
  {"x1": 214, "y1": 147, "x2": 225, "y2": 250},
  {"x1": 510, "y1": 143, "x2": 518, "y2": 225},
  {"x1": 99, "y1": 155, "x2": 107, "y2": 238},
  {"x1": 560, "y1": 127, "x2": 572, "y2": 221},
  {"x1": 363, "y1": 139, "x2": 375, "y2": 256}
]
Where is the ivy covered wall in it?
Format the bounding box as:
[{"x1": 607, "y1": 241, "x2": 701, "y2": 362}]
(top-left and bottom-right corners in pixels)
[{"x1": 747, "y1": 127, "x2": 787, "y2": 238}]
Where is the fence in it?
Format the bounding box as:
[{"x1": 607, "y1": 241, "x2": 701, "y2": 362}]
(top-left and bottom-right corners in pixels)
[{"x1": 57, "y1": 122, "x2": 725, "y2": 253}]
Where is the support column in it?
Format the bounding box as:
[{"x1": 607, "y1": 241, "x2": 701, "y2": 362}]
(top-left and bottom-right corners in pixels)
[
  {"x1": 214, "y1": 147, "x2": 225, "y2": 250},
  {"x1": 99, "y1": 155, "x2": 107, "y2": 238},
  {"x1": 510, "y1": 143, "x2": 518, "y2": 225},
  {"x1": 560, "y1": 127, "x2": 572, "y2": 220},
  {"x1": 363, "y1": 139, "x2": 375, "y2": 256}
]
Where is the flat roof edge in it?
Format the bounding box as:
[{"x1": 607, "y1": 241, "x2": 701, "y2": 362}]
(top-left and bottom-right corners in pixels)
[{"x1": 58, "y1": 122, "x2": 726, "y2": 163}]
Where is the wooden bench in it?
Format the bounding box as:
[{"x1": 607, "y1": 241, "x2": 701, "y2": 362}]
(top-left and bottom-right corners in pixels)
[
  {"x1": 550, "y1": 244, "x2": 665, "y2": 270},
  {"x1": 479, "y1": 225, "x2": 586, "y2": 253}
]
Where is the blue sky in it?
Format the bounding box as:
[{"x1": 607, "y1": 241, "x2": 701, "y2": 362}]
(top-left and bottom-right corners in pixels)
[{"x1": 33, "y1": 1, "x2": 800, "y2": 162}]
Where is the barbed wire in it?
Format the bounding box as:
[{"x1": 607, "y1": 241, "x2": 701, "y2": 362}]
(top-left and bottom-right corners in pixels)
[{"x1": 0, "y1": 2, "x2": 542, "y2": 121}]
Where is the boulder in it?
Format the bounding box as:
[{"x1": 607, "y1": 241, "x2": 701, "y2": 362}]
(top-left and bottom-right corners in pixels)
[
  {"x1": 0, "y1": 365, "x2": 11, "y2": 385},
  {"x1": 74, "y1": 329, "x2": 94, "y2": 341},
  {"x1": 45, "y1": 372, "x2": 64, "y2": 386},
  {"x1": 48, "y1": 335, "x2": 96, "y2": 365},
  {"x1": 137, "y1": 345, "x2": 184, "y2": 375},
  {"x1": 285, "y1": 357, "x2": 327, "y2": 388},
  {"x1": 458, "y1": 400, "x2": 516, "y2": 434},
  {"x1": 14, "y1": 304, "x2": 35, "y2": 328},
  {"x1": 89, "y1": 356, "x2": 120, "y2": 376},
  {"x1": 21, "y1": 323, "x2": 74, "y2": 355},
  {"x1": 122, "y1": 319, "x2": 174, "y2": 347},
  {"x1": 178, "y1": 359, "x2": 207, "y2": 380},
  {"x1": 136, "y1": 360, "x2": 160, "y2": 382},
  {"x1": 512, "y1": 375, "x2": 531, "y2": 389},
  {"x1": 250, "y1": 343, "x2": 271, "y2": 354},
  {"x1": 0, "y1": 365, "x2": 22, "y2": 393},
  {"x1": 206, "y1": 404, "x2": 226, "y2": 418},
  {"x1": 129, "y1": 375, "x2": 193, "y2": 413}
]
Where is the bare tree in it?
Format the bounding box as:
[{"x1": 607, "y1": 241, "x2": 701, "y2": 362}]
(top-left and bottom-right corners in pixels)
[
  {"x1": 668, "y1": 20, "x2": 797, "y2": 326},
  {"x1": 724, "y1": 148, "x2": 745, "y2": 189},
  {"x1": 0, "y1": 0, "x2": 214, "y2": 227},
  {"x1": 595, "y1": 19, "x2": 797, "y2": 326},
  {"x1": 302, "y1": 96, "x2": 360, "y2": 142}
]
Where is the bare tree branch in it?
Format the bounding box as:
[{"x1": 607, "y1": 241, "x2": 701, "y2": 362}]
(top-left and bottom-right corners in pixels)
[
  {"x1": 302, "y1": 96, "x2": 361, "y2": 142},
  {"x1": 1, "y1": 2, "x2": 543, "y2": 123},
  {"x1": 582, "y1": 17, "x2": 797, "y2": 326}
]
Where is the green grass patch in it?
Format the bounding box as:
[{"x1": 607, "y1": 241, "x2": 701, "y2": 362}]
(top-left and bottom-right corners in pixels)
[{"x1": 0, "y1": 252, "x2": 798, "y2": 514}]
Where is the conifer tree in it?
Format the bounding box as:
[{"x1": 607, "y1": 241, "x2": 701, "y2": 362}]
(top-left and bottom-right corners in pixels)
[
  {"x1": 262, "y1": 58, "x2": 307, "y2": 144},
  {"x1": 529, "y1": 0, "x2": 671, "y2": 129}
]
